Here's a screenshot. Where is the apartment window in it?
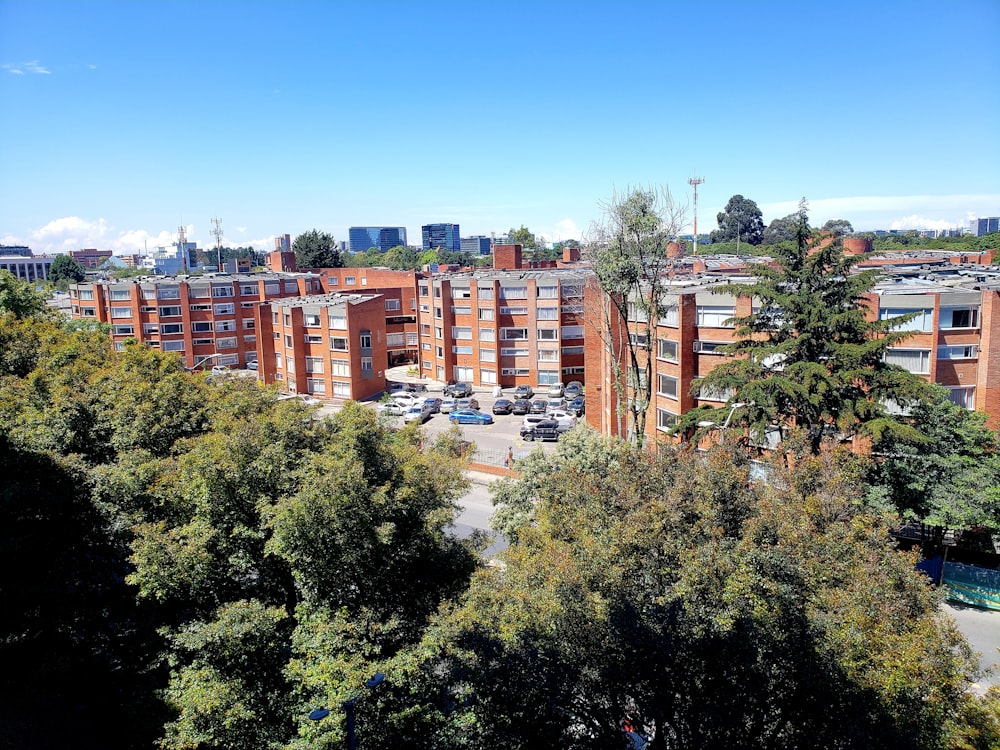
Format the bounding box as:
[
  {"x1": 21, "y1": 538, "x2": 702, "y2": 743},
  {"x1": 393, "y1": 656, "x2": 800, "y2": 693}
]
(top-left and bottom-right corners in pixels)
[
  {"x1": 111, "y1": 306, "x2": 132, "y2": 318},
  {"x1": 435, "y1": 326, "x2": 443, "y2": 338},
  {"x1": 500, "y1": 286, "x2": 527, "y2": 299},
  {"x1": 697, "y1": 383, "x2": 735, "y2": 402},
  {"x1": 284, "y1": 334, "x2": 293, "y2": 347},
  {"x1": 657, "y1": 374, "x2": 679, "y2": 399},
  {"x1": 537, "y1": 307, "x2": 559, "y2": 320},
  {"x1": 561, "y1": 325, "x2": 584, "y2": 339},
  {"x1": 537, "y1": 286, "x2": 558, "y2": 299},
  {"x1": 481, "y1": 369, "x2": 497, "y2": 384},
  {"x1": 240, "y1": 284, "x2": 257, "y2": 295},
  {"x1": 502, "y1": 368, "x2": 530, "y2": 376},
  {"x1": 657, "y1": 338, "x2": 679, "y2": 361},
  {"x1": 329, "y1": 314, "x2": 347, "y2": 330},
  {"x1": 304, "y1": 314, "x2": 321, "y2": 327},
  {"x1": 190, "y1": 304, "x2": 211, "y2": 311},
  {"x1": 330, "y1": 359, "x2": 351, "y2": 376},
  {"x1": 243, "y1": 319, "x2": 255, "y2": 330},
  {"x1": 140, "y1": 306, "x2": 156, "y2": 313},
  {"x1": 480, "y1": 348, "x2": 496, "y2": 362},
  {"x1": 561, "y1": 346, "x2": 584, "y2": 355},
  {"x1": 947, "y1": 386, "x2": 975, "y2": 410},
  {"x1": 345, "y1": 276, "x2": 356, "y2": 285},
  {"x1": 561, "y1": 285, "x2": 583, "y2": 299},
  {"x1": 384, "y1": 299, "x2": 401, "y2": 311},
  {"x1": 406, "y1": 332, "x2": 418, "y2": 346},
  {"x1": 453, "y1": 345, "x2": 473, "y2": 355},
  {"x1": 420, "y1": 303, "x2": 430, "y2": 313},
  {"x1": 561, "y1": 304, "x2": 584, "y2": 314},
  {"x1": 333, "y1": 381, "x2": 351, "y2": 397},
  {"x1": 452, "y1": 326, "x2": 472, "y2": 340},
  {"x1": 217, "y1": 320, "x2": 236, "y2": 332},
  {"x1": 879, "y1": 307, "x2": 933, "y2": 332},
  {"x1": 502, "y1": 327, "x2": 529, "y2": 340},
  {"x1": 885, "y1": 348, "x2": 930, "y2": 374},
  {"x1": 143, "y1": 323, "x2": 158, "y2": 335},
  {"x1": 478, "y1": 308, "x2": 495, "y2": 321},
  {"x1": 537, "y1": 349, "x2": 559, "y2": 362},
  {"x1": 212, "y1": 286, "x2": 234, "y2": 297},
  {"x1": 694, "y1": 340, "x2": 727, "y2": 354},
  {"x1": 659, "y1": 304, "x2": 679, "y2": 327},
  {"x1": 193, "y1": 338, "x2": 213, "y2": 346},
  {"x1": 562, "y1": 366, "x2": 585, "y2": 375},
  {"x1": 500, "y1": 306, "x2": 528, "y2": 315},
  {"x1": 452, "y1": 287, "x2": 471, "y2": 299},
  {"x1": 940, "y1": 307, "x2": 979, "y2": 329},
  {"x1": 501, "y1": 347, "x2": 529, "y2": 357},
  {"x1": 628, "y1": 301, "x2": 649, "y2": 323},
  {"x1": 217, "y1": 337, "x2": 237, "y2": 349},
  {"x1": 436, "y1": 346, "x2": 444, "y2": 358},
  {"x1": 110, "y1": 289, "x2": 131, "y2": 301},
  {"x1": 418, "y1": 284, "x2": 430, "y2": 297},
  {"x1": 452, "y1": 306, "x2": 471, "y2": 315},
  {"x1": 214, "y1": 303, "x2": 235, "y2": 315},
  {"x1": 157, "y1": 288, "x2": 180, "y2": 300},
  {"x1": 192, "y1": 321, "x2": 214, "y2": 333},
  {"x1": 159, "y1": 306, "x2": 182, "y2": 317},
  {"x1": 159, "y1": 323, "x2": 183, "y2": 334},
  {"x1": 696, "y1": 305, "x2": 735, "y2": 327},
  {"x1": 454, "y1": 366, "x2": 474, "y2": 381},
  {"x1": 360, "y1": 333, "x2": 372, "y2": 349},
  {"x1": 657, "y1": 408, "x2": 678, "y2": 431},
  {"x1": 434, "y1": 306, "x2": 442, "y2": 319},
  {"x1": 423, "y1": 360, "x2": 433, "y2": 370},
  {"x1": 283, "y1": 313, "x2": 292, "y2": 326},
  {"x1": 386, "y1": 333, "x2": 406, "y2": 348},
  {"x1": 243, "y1": 335, "x2": 256, "y2": 344},
  {"x1": 307, "y1": 379, "x2": 326, "y2": 395},
  {"x1": 537, "y1": 370, "x2": 560, "y2": 385},
  {"x1": 305, "y1": 356, "x2": 324, "y2": 374},
  {"x1": 78, "y1": 289, "x2": 95, "y2": 300},
  {"x1": 361, "y1": 357, "x2": 373, "y2": 371},
  {"x1": 304, "y1": 334, "x2": 323, "y2": 344},
  {"x1": 477, "y1": 288, "x2": 494, "y2": 300},
  {"x1": 162, "y1": 341, "x2": 185, "y2": 352},
  {"x1": 420, "y1": 324, "x2": 431, "y2": 336},
  {"x1": 937, "y1": 345, "x2": 977, "y2": 359},
  {"x1": 112, "y1": 325, "x2": 134, "y2": 336},
  {"x1": 479, "y1": 328, "x2": 496, "y2": 342}
]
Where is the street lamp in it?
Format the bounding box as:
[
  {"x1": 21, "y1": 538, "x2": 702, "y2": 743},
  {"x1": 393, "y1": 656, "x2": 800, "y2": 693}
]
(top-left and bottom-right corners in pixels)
[
  {"x1": 184, "y1": 353, "x2": 223, "y2": 372},
  {"x1": 309, "y1": 672, "x2": 385, "y2": 750}
]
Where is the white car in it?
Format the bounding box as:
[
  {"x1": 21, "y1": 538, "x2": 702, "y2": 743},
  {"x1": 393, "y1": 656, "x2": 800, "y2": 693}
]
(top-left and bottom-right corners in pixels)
[
  {"x1": 440, "y1": 396, "x2": 458, "y2": 413},
  {"x1": 246, "y1": 360, "x2": 258, "y2": 371},
  {"x1": 391, "y1": 393, "x2": 423, "y2": 408},
  {"x1": 545, "y1": 410, "x2": 577, "y2": 429},
  {"x1": 402, "y1": 402, "x2": 433, "y2": 424},
  {"x1": 378, "y1": 400, "x2": 408, "y2": 416},
  {"x1": 211, "y1": 364, "x2": 229, "y2": 374}
]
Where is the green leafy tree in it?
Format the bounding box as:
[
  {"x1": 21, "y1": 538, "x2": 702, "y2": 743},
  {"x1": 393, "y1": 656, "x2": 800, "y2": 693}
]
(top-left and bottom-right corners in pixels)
[
  {"x1": 821, "y1": 218, "x2": 854, "y2": 236},
  {"x1": 587, "y1": 186, "x2": 686, "y2": 446},
  {"x1": 761, "y1": 211, "x2": 805, "y2": 245},
  {"x1": 390, "y1": 443, "x2": 988, "y2": 749},
  {"x1": 0, "y1": 269, "x2": 49, "y2": 318},
  {"x1": 710, "y1": 194, "x2": 765, "y2": 246},
  {"x1": 49, "y1": 253, "x2": 87, "y2": 287},
  {"x1": 684, "y1": 201, "x2": 937, "y2": 454},
  {"x1": 383, "y1": 245, "x2": 421, "y2": 270},
  {"x1": 293, "y1": 229, "x2": 343, "y2": 269}
]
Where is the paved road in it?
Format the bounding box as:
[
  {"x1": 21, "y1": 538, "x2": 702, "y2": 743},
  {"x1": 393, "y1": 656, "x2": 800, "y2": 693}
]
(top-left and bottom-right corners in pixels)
[
  {"x1": 942, "y1": 601, "x2": 1000, "y2": 691},
  {"x1": 450, "y1": 474, "x2": 509, "y2": 557}
]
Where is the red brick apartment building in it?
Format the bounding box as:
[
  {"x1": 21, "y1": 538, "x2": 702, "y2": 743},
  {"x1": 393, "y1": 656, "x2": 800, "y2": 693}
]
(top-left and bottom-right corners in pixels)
[
  {"x1": 69, "y1": 273, "x2": 325, "y2": 369},
  {"x1": 254, "y1": 293, "x2": 388, "y2": 401},
  {"x1": 586, "y1": 261, "x2": 1000, "y2": 444},
  {"x1": 69, "y1": 248, "x2": 113, "y2": 268},
  {"x1": 414, "y1": 268, "x2": 590, "y2": 389}
]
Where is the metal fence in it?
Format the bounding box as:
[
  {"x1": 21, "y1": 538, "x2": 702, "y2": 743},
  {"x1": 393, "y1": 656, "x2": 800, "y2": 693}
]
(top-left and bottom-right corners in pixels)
[{"x1": 469, "y1": 446, "x2": 533, "y2": 469}]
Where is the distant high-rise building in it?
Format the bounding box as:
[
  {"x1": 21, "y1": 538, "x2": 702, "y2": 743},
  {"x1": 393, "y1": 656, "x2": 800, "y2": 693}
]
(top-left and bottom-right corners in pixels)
[
  {"x1": 422, "y1": 223, "x2": 461, "y2": 252},
  {"x1": 970, "y1": 218, "x2": 1000, "y2": 237},
  {"x1": 461, "y1": 236, "x2": 492, "y2": 255},
  {"x1": 274, "y1": 234, "x2": 292, "y2": 252},
  {"x1": 349, "y1": 227, "x2": 407, "y2": 252},
  {"x1": 0, "y1": 244, "x2": 32, "y2": 257}
]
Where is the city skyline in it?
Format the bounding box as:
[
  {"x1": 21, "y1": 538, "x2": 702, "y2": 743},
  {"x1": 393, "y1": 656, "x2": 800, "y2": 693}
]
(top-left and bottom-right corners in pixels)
[{"x1": 1, "y1": 1, "x2": 998, "y2": 256}]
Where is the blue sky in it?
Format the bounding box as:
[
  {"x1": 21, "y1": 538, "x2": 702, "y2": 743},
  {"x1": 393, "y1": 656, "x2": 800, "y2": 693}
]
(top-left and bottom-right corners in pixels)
[{"x1": 1, "y1": 0, "x2": 998, "y2": 256}]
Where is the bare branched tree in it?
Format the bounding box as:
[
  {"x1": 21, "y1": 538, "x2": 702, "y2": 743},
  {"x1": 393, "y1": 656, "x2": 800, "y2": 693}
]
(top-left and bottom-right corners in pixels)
[{"x1": 585, "y1": 186, "x2": 687, "y2": 447}]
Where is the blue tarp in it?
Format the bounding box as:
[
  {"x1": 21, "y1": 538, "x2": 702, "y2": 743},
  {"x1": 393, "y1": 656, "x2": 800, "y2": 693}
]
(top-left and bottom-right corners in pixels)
[{"x1": 943, "y1": 561, "x2": 1000, "y2": 611}]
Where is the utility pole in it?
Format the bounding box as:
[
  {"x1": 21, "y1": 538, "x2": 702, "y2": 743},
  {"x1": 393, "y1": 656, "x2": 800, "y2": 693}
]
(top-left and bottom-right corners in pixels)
[
  {"x1": 178, "y1": 225, "x2": 188, "y2": 273},
  {"x1": 211, "y1": 218, "x2": 224, "y2": 272},
  {"x1": 688, "y1": 176, "x2": 704, "y2": 255}
]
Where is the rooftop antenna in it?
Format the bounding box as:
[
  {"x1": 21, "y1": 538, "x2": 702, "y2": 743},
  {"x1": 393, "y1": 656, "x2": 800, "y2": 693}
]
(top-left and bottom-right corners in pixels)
[
  {"x1": 688, "y1": 175, "x2": 704, "y2": 255},
  {"x1": 178, "y1": 225, "x2": 188, "y2": 272},
  {"x1": 211, "y1": 218, "x2": 224, "y2": 271}
]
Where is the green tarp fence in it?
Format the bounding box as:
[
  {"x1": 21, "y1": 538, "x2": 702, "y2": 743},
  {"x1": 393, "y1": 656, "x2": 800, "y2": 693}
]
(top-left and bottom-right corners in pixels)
[{"x1": 943, "y1": 561, "x2": 1000, "y2": 611}]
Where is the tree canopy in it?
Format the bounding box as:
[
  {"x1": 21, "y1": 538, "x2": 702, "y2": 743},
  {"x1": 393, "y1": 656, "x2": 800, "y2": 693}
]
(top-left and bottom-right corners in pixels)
[
  {"x1": 49, "y1": 254, "x2": 87, "y2": 286},
  {"x1": 293, "y1": 229, "x2": 343, "y2": 269},
  {"x1": 710, "y1": 194, "x2": 765, "y2": 245}
]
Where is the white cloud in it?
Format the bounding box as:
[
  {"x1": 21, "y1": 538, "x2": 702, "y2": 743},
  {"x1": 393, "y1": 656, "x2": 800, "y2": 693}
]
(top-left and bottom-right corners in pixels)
[
  {"x1": 540, "y1": 218, "x2": 583, "y2": 245},
  {"x1": 3, "y1": 60, "x2": 50, "y2": 75},
  {"x1": 88, "y1": 64, "x2": 97, "y2": 70}
]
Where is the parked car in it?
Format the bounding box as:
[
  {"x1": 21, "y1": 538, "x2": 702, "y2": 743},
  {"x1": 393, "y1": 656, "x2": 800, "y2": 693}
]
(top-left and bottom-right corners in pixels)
[
  {"x1": 440, "y1": 396, "x2": 458, "y2": 413},
  {"x1": 520, "y1": 419, "x2": 561, "y2": 442},
  {"x1": 456, "y1": 397, "x2": 480, "y2": 411},
  {"x1": 566, "y1": 397, "x2": 586, "y2": 417},
  {"x1": 513, "y1": 385, "x2": 534, "y2": 400},
  {"x1": 388, "y1": 382, "x2": 408, "y2": 394},
  {"x1": 423, "y1": 397, "x2": 443, "y2": 414},
  {"x1": 529, "y1": 399, "x2": 548, "y2": 414},
  {"x1": 492, "y1": 398, "x2": 514, "y2": 415},
  {"x1": 402, "y1": 401, "x2": 433, "y2": 424},
  {"x1": 246, "y1": 360, "x2": 259, "y2": 371},
  {"x1": 295, "y1": 394, "x2": 322, "y2": 406},
  {"x1": 211, "y1": 364, "x2": 229, "y2": 375},
  {"x1": 546, "y1": 396, "x2": 565, "y2": 411},
  {"x1": 449, "y1": 409, "x2": 494, "y2": 425},
  {"x1": 547, "y1": 382, "x2": 565, "y2": 398},
  {"x1": 446, "y1": 382, "x2": 473, "y2": 398},
  {"x1": 391, "y1": 393, "x2": 423, "y2": 408},
  {"x1": 378, "y1": 400, "x2": 408, "y2": 416},
  {"x1": 563, "y1": 382, "x2": 582, "y2": 399},
  {"x1": 511, "y1": 398, "x2": 532, "y2": 415},
  {"x1": 545, "y1": 410, "x2": 577, "y2": 430}
]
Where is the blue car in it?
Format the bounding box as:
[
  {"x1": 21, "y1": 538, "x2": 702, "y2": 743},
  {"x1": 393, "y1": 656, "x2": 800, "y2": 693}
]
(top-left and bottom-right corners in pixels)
[{"x1": 449, "y1": 409, "x2": 494, "y2": 425}]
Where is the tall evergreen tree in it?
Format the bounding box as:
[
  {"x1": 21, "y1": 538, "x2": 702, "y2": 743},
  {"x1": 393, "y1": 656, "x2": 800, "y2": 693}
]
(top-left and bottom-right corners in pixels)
[{"x1": 685, "y1": 201, "x2": 937, "y2": 453}]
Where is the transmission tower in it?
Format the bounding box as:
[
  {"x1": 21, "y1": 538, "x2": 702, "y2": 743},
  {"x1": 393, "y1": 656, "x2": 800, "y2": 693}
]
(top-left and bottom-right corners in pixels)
[
  {"x1": 211, "y1": 218, "x2": 224, "y2": 271},
  {"x1": 178, "y1": 225, "x2": 188, "y2": 272},
  {"x1": 688, "y1": 176, "x2": 704, "y2": 255}
]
